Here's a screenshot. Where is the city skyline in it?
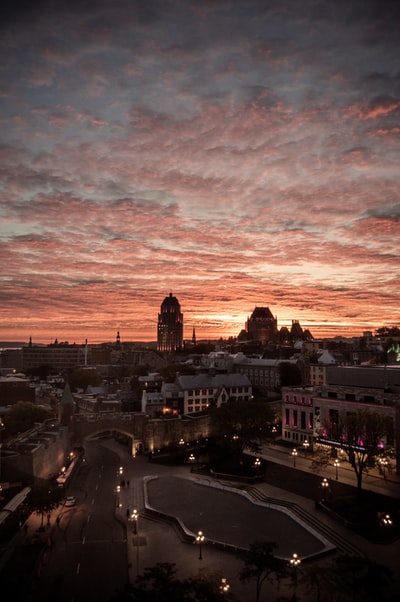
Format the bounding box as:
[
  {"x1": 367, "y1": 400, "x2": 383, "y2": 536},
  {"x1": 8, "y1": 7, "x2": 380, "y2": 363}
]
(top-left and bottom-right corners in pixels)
[{"x1": 1, "y1": 1, "x2": 399, "y2": 344}]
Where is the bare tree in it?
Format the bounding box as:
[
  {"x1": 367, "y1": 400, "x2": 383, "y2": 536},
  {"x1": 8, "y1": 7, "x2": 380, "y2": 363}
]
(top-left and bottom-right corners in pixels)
[{"x1": 319, "y1": 409, "x2": 393, "y2": 492}]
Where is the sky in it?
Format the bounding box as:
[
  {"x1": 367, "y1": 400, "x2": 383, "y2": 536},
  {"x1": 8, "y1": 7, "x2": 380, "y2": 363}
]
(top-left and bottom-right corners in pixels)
[{"x1": 0, "y1": 0, "x2": 399, "y2": 345}]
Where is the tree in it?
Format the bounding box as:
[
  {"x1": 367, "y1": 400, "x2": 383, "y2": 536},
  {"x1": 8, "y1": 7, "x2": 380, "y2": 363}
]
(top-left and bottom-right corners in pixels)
[
  {"x1": 210, "y1": 400, "x2": 276, "y2": 457},
  {"x1": 109, "y1": 562, "x2": 237, "y2": 601},
  {"x1": 3, "y1": 401, "x2": 53, "y2": 438},
  {"x1": 158, "y1": 362, "x2": 196, "y2": 383},
  {"x1": 319, "y1": 409, "x2": 393, "y2": 492},
  {"x1": 28, "y1": 485, "x2": 63, "y2": 530},
  {"x1": 68, "y1": 367, "x2": 102, "y2": 391},
  {"x1": 278, "y1": 362, "x2": 303, "y2": 387},
  {"x1": 238, "y1": 541, "x2": 287, "y2": 602},
  {"x1": 375, "y1": 325, "x2": 400, "y2": 337}
]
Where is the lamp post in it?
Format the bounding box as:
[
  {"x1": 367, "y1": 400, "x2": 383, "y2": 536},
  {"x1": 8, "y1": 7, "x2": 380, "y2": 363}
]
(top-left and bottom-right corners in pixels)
[
  {"x1": 302, "y1": 439, "x2": 309, "y2": 457},
  {"x1": 219, "y1": 577, "x2": 230, "y2": 594},
  {"x1": 131, "y1": 509, "x2": 138, "y2": 534},
  {"x1": 381, "y1": 513, "x2": 392, "y2": 527},
  {"x1": 334, "y1": 459, "x2": 340, "y2": 480},
  {"x1": 196, "y1": 530, "x2": 204, "y2": 560},
  {"x1": 290, "y1": 552, "x2": 301, "y2": 598},
  {"x1": 379, "y1": 457, "x2": 388, "y2": 480},
  {"x1": 321, "y1": 478, "x2": 329, "y2": 501},
  {"x1": 291, "y1": 448, "x2": 298, "y2": 467},
  {"x1": 116, "y1": 485, "x2": 121, "y2": 508}
]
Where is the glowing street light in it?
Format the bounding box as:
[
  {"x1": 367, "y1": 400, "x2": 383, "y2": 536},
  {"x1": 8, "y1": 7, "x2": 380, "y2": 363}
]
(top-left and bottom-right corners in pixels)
[
  {"x1": 289, "y1": 553, "x2": 301, "y2": 598},
  {"x1": 334, "y1": 459, "x2": 340, "y2": 480},
  {"x1": 379, "y1": 513, "x2": 392, "y2": 527},
  {"x1": 130, "y1": 508, "x2": 139, "y2": 534},
  {"x1": 219, "y1": 577, "x2": 230, "y2": 594},
  {"x1": 321, "y1": 478, "x2": 329, "y2": 501},
  {"x1": 303, "y1": 439, "x2": 310, "y2": 456},
  {"x1": 291, "y1": 448, "x2": 298, "y2": 467},
  {"x1": 196, "y1": 530, "x2": 205, "y2": 560},
  {"x1": 379, "y1": 457, "x2": 389, "y2": 479}
]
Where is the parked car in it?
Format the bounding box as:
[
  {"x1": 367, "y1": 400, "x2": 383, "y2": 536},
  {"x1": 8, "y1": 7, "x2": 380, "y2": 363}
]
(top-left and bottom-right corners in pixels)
[{"x1": 64, "y1": 496, "x2": 77, "y2": 507}]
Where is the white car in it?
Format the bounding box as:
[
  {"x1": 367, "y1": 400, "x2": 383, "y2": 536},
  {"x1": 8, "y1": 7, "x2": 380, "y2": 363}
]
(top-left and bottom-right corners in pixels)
[{"x1": 64, "y1": 496, "x2": 77, "y2": 507}]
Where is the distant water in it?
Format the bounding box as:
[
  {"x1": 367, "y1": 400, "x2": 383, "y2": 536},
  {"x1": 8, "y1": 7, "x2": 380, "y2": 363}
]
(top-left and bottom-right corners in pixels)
[{"x1": 0, "y1": 342, "x2": 27, "y2": 349}]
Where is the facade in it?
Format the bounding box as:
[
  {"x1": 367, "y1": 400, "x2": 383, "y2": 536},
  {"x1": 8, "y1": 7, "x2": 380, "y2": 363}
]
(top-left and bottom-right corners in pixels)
[
  {"x1": 281, "y1": 365, "x2": 400, "y2": 472},
  {"x1": 245, "y1": 306, "x2": 278, "y2": 343},
  {"x1": 22, "y1": 343, "x2": 87, "y2": 372},
  {"x1": 233, "y1": 354, "x2": 299, "y2": 393},
  {"x1": 161, "y1": 373, "x2": 252, "y2": 415},
  {"x1": 0, "y1": 375, "x2": 35, "y2": 405},
  {"x1": 157, "y1": 292, "x2": 183, "y2": 352}
]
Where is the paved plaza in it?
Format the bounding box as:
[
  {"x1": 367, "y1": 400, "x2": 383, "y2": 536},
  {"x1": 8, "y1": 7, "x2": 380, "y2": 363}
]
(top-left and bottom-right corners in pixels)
[{"x1": 144, "y1": 475, "x2": 332, "y2": 558}]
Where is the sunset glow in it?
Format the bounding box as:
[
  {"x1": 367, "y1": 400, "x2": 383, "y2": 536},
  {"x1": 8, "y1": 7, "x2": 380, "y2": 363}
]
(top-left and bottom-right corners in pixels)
[{"x1": 0, "y1": 1, "x2": 399, "y2": 344}]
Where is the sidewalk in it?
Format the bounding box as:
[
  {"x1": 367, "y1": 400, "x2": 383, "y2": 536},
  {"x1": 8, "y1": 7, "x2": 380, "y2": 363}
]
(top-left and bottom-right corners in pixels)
[{"x1": 261, "y1": 442, "x2": 400, "y2": 498}]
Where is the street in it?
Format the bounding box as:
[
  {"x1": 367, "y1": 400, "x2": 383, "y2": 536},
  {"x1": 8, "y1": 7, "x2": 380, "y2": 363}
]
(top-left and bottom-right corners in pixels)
[{"x1": 30, "y1": 441, "x2": 128, "y2": 602}]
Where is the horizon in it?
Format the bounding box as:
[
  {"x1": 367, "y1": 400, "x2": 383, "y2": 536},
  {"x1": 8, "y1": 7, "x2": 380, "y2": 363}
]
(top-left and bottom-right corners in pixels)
[{"x1": 1, "y1": 1, "x2": 399, "y2": 345}]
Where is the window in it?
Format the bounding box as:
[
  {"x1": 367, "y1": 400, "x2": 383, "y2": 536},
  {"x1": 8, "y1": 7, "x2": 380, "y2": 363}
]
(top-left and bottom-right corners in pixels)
[
  {"x1": 293, "y1": 410, "x2": 298, "y2": 428},
  {"x1": 285, "y1": 409, "x2": 290, "y2": 426},
  {"x1": 301, "y1": 411, "x2": 306, "y2": 430}
]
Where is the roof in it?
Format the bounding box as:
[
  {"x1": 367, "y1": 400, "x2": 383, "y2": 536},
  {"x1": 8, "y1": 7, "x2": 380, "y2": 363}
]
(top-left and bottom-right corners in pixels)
[
  {"x1": 176, "y1": 373, "x2": 252, "y2": 390},
  {"x1": 233, "y1": 357, "x2": 298, "y2": 367},
  {"x1": 60, "y1": 381, "x2": 74, "y2": 406},
  {"x1": 249, "y1": 306, "x2": 275, "y2": 320}
]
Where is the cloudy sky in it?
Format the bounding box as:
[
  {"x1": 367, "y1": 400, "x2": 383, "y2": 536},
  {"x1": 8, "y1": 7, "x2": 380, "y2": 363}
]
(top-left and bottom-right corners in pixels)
[{"x1": 1, "y1": 0, "x2": 399, "y2": 344}]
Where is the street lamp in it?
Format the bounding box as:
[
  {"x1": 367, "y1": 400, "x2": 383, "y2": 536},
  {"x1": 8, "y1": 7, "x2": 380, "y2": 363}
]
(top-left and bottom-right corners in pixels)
[
  {"x1": 321, "y1": 478, "x2": 329, "y2": 501},
  {"x1": 303, "y1": 439, "x2": 309, "y2": 456},
  {"x1": 196, "y1": 530, "x2": 205, "y2": 560},
  {"x1": 290, "y1": 553, "x2": 301, "y2": 598},
  {"x1": 219, "y1": 577, "x2": 230, "y2": 594},
  {"x1": 131, "y1": 509, "x2": 138, "y2": 534},
  {"x1": 379, "y1": 457, "x2": 388, "y2": 479},
  {"x1": 291, "y1": 448, "x2": 298, "y2": 467},
  {"x1": 334, "y1": 459, "x2": 340, "y2": 480}
]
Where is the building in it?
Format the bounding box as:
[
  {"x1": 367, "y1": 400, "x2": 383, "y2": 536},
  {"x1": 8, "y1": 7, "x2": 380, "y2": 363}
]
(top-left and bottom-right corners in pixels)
[
  {"x1": 0, "y1": 375, "x2": 35, "y2": 405},
  {"x1": 22, "y1": 342, "x2": 87, "y2": 372},
  {"x1": 245, "y1": 307, "x2": 278, "y2": 343},
  {"x1": 281, "y1": 365, "x2": 400, "y2": 472},
  {"x1": 157, "y1": 292, "x2": 183, "y2": 352},
  {"x1": 233, "y1": 354, "x2": 300, "y2": 394},
  {"x1": 161, "y1": 373, "x2": 252, "y2": 415}
]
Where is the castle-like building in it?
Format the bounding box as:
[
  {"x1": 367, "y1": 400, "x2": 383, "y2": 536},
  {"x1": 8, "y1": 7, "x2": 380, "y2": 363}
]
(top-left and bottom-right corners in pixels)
[{"x1": 157, "y1": 292, "x2": 183, "y2": 352}]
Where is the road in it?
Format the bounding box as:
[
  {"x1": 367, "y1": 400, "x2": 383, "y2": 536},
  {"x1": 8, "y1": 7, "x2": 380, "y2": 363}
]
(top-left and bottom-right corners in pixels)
[{"x1": 31, "y1": 441, "x2": 128, "y2": 602}]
